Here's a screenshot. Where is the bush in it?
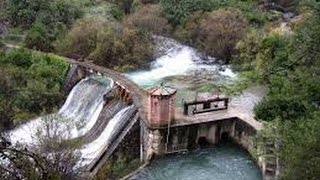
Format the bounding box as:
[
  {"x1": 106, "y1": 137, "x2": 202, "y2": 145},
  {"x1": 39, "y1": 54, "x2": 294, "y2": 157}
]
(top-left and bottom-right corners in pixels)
[
  {"x1": 56, "y1": 17, "x2": 154, "y2": 71},
  {"x1": 6, "y1": 0, "x2": 83, "y2": 29},
  {"x1": 0, "y1": 49, "x2": 69, "y2": 129},
  {"x1": 107, "y1": 0, "x2": 135, "y2": 14},
  {"x1": 24, "y1": 21, "x2": 52, "y2": 52},
  {"x1": 0, "y1": 37, "x2": 4, "y2": 48},
  {"x1": 254, "y1": 96, "x2": 308, "y2": 121},
  {"x1": 89, "y1": 26, "x2": 154, "y2": 71},
  {"x1": 86, "y1": 2, "x2": 124, "y2": 20},
  {"x1": 160, "y1": 0, "x2": 214, "y2": 25},
  {"x1": 232, "y1": 29, "x2": 264, "y2": 71},
  {"x1": 176, "y1": 8, "x2": 249, "y2": 63},
  {"x1": 55, "y1": 16, "x2": 107, "y2": 59},
  {"x1": 123, "y1": 4, "x2": 172, "y2": 35}
]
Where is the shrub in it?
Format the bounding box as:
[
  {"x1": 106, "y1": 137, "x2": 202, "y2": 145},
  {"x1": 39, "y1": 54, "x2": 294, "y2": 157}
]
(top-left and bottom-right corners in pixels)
[
  {"x1": 24, "y1": 21, "x2": 52, "y2": 52},
  {"x1": 55, "y1": 16, "x2": 108, "y2": 59},
  {"x1": 254, "y1": 96, "x2": 308, "y2": 121},
  {"x1": 123, "y1": 4, "x2": 172, "y2": 35},
  {"x1": 0, "y1": 49, "x2": 69, "y2": 129},
  {"x1": 56, "y1": 17, "x2": 154, "y2": 71},
  {"x1": 107, "y1": 0, "x2": 135, "y2": 14},
  {"x1": 160, "y1": 0, "x2": 214, "y2": 25},
  {"x1": 6, "y1": 0, "x2": 83, "y2": 29},
  {"x1": 0, "y1": 37, "x2": 4, "y2": 48},
  {"x1": 89, "y1": 26, "x2": 154, "y2": 71},
  {"x1": 86, "y1": 2, "x2": 124, "y2": 20},
  {"x1": 232, "y1": 29, "x2": 265, "y2": 71},
  {"x1": 177, "y1": 8, "x2": 248, "y2": 63}
]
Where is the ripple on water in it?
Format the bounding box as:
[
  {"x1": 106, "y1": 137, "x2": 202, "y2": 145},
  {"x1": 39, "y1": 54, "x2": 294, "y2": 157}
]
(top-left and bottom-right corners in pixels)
[{"x1": 130, "y1": 144, "x2": 262, "y2": 180}]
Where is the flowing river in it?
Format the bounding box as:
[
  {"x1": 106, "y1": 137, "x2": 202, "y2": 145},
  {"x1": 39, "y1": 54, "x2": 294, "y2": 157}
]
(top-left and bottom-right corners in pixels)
[
  {"x1": 126, "y1": 36, "x2": 262, "y2": 180},
  {"x1": 131, "y1": 143, "x2": 262, "y2": 180}
]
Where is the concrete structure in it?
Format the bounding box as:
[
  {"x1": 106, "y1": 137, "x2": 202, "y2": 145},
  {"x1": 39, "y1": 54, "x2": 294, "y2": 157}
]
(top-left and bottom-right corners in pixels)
[
  {"x1": 62, "y1": 58, "x2": 277, "y2": 180},
  {"x1": 147, "y1": 84, "x2": 176, "y2": 127}
]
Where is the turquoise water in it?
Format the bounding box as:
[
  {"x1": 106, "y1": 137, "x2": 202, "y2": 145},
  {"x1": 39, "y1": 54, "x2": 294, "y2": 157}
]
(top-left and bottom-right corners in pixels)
[{"x1": 131, "y1": 143, "x2": 262, "y2": 180}]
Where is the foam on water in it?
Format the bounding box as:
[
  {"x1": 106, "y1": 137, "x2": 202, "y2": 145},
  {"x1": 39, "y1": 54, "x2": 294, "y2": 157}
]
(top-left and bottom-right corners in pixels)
[
  {"x1": 126, "y1": 36, "x2": 236, "y2": 87},
  {"x1": 79, "y1": 106, "x2": 134, "y2": 166},
  {"x1": 9, "y1": 76, "x2": 113, "y2": 145}
]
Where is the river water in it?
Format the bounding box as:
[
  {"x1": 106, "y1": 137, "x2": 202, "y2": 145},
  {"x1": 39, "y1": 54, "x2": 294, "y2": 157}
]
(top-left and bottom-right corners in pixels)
[
  {"x1": 131, "y1": 143, "x2": 262, "y2": 180},
  {"x1": 126, "y1": 36, "x2": 262, "y2": 180}
]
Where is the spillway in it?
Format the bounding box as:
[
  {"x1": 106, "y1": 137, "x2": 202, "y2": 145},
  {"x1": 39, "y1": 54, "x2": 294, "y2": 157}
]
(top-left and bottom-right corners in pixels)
[
  {"x1": 79, "y1": 105, "x2": 136, "y2": 167},
  {"x1": 9, "y1": 75, "x2": 113, "y2": 145}
]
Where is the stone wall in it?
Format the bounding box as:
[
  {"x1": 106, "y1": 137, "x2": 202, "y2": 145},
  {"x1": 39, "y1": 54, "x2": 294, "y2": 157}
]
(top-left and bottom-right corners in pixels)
[{"x1": 141, "y1": 118, "x2": 271, "y2": 178}]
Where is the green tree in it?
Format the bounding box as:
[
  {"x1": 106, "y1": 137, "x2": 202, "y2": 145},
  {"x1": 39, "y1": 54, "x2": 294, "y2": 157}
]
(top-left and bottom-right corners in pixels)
[
  {"x1": 160, "y1": 0, "x2": 214, "y2": 25},
  {"x1": 89, "y1": 26, "x2": 154, "y2": 71},
  {"x1": 177, "y1": 8, "x2": 248, "y2": 63},
  {"x1": 55, "y1": 17, "x2": 107, "y2": 59},
  {"x1": 56, "y1": 17, "x2": 154, "y2": 71},
  {"x1": 24, "y1": 21, "x2": 52, "y2": 52},
  {"x1": 123, "y1": 4, "x2": 172, "y2": 35},
  {"x1": 0, "y1": 49, "x2": 69, "y2": 129},
  {"x1": 6, "y1": 0, "x2": 83, "y2": 29}
]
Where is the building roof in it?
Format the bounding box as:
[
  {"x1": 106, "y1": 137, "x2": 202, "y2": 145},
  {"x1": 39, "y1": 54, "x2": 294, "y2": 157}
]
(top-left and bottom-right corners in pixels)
[{"x1": 148, "y1": 84, "x2": 177, "y2": 96}]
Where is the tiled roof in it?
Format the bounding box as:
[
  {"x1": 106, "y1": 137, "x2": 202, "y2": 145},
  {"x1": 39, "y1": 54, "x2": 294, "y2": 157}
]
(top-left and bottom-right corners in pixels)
[{"x1": 148, "y1": 85, "x2": 177, "y2": 96}]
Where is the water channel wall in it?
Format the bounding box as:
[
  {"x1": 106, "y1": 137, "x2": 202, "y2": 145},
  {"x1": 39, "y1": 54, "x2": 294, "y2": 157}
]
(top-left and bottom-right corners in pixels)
[{"x1": 140, "y1": 118, "x2": 275, "y2": 179}]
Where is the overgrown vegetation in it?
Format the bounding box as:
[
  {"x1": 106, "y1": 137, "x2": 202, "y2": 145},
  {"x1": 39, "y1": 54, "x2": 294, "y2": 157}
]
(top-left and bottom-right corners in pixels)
[
  {"x1": 0, "y1": 115, "x2": 82, "y2": 179},
  {"x1": 95, "y1": 157, "x2": 140, "y2": 180},
  {"x1": 233, "y1": 1, "x2": 320, "y2": 179},
  {"x1": 0, "y1": 49, "x2": 69, "y2": 129},
  {"x1": 56, "y1": 16, "x2": 154, "y2": 72}
]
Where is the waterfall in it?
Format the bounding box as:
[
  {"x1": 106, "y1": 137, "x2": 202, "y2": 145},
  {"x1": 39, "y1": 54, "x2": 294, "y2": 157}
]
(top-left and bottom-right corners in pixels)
[
  {"x1": 9, "y1": 75, "x2": 114, "y2": 145},
  {"x1": 79, "y1": 105, "x2": 135, "y2": 166}
]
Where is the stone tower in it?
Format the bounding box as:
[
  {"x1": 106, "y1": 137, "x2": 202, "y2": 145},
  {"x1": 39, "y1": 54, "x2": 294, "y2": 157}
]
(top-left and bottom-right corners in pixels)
[{"x1": 147, "y1": 84, "x2": 177, "y2": 127}]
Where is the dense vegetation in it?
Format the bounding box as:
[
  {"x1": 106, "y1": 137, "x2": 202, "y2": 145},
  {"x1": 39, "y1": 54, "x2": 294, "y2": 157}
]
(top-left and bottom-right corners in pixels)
[
  {"x1": 0, "y1": 49, "x2": 69, "y2": 130},
  {"x1": 233, "y1": 1, "x2": 320, "y2": 179},
  {"x1": 0, "y1": 0, "x2": 319, "y2": 179}
]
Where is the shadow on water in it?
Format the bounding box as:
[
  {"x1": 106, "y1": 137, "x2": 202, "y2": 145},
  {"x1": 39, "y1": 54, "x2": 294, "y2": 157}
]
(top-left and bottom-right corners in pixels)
[{"x1": 130, "y1": 139, "x2": 262, "y2": 180}]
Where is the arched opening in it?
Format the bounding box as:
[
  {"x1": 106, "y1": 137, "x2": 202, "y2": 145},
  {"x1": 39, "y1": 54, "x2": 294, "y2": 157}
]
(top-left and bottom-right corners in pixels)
[
  {"x1": 221, "y1": 132, "x2": 231, "y2": 142},
  {"x1": 198, "y1": 137, "x2": 209, "y2": 148}
]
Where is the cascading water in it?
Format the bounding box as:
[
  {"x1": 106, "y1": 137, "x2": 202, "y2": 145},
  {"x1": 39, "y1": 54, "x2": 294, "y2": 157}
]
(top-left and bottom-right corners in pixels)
[
  {"x1": 126, "y1": 36, "x2": 236, "y2": 88},
  {"x1": 79, "y1": 105, "x2": 135, "y2": 166},
  {"x1": 9, "y1": 75, "x2": 113, "y2": 144}
]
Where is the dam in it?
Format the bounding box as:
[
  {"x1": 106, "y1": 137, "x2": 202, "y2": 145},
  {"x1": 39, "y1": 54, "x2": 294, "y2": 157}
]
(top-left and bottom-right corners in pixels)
[{"x1": 7, "y1": 37, "x2": 278, "y2": 180}]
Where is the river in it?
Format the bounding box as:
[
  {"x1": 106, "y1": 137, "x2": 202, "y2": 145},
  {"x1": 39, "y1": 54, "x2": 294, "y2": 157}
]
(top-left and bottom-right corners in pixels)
[
  {"x1": 126, "y1": 36, "x2": 262, "y2": 180},
  {"x1": 131, "y1": 143, "x2": 262, "y2": 180}
]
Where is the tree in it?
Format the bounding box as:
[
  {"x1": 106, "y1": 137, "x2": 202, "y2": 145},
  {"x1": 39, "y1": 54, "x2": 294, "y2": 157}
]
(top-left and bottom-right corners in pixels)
[
  {"x1": 107, "y1": 0, "x2": 134, "y2": 14},
  {"x1": 0, "y1": 115, "x2": 82, "y2": 180},
  {"x1": 89, "y1": 26, "x2": 154, "y2": 71},
  {"x1": 55, "y1": 17, "x2": 107, "y2": 59},
  {"x1": 56, "y1": 17, "x2": 154, "y2": 71},
  {"x1": 123, "y1": 4, "x2": 172, "y2": 35},
  {"x1": 6, "y1": 0, "x2": 83, "y2": 29},
  {"x1": 25, "y1": 21, "x2": 52, "y2": 52},
  {"x1": 178, "y1": 8, "x2": 248, "y2": 63},
  {"x1": 160, "y1": 0, "x2": 214, "y2": 25},
  {"x1": 0, "y1": 49, "x2": 69, "y2": 129}
]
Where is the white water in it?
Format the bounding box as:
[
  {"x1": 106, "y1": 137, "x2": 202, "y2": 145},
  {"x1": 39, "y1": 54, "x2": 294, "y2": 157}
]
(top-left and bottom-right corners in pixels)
[
  {"x1": 126, "y1": 36, "x2": 237, "y2": 87},
  {"x1": 9, "y1": 76, "x2": 113, "y2": 145},
  {"x1": 79, "y1": 106, "x2": 134, "y2": 166}
]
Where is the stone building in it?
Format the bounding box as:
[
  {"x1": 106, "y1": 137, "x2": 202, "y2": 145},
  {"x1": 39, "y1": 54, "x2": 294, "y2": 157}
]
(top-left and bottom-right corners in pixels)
[{"x1": 147, "y1": 84, "x2": 177, "y2": 127}]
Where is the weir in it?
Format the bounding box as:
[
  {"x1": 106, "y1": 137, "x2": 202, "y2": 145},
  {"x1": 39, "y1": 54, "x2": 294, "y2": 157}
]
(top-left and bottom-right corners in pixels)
[
  {"x1": 5, "y1": 37, "x2": 276, "y2": 180},
  {"x1": 57, "y1": 56, "x2": 276, "y2": 179}
]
